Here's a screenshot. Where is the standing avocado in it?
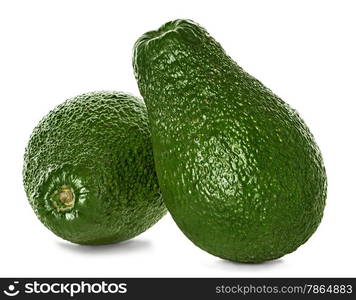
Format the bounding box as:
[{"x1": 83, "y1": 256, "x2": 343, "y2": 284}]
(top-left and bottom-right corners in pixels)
[
  {"x1": 133, "y1": 20, "x2": 327, "y2": 262},
  {"x1": 23, "y1": 91, "x2": 166, "y2": 245}
]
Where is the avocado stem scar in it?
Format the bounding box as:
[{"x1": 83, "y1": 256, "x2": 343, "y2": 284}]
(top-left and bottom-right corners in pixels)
[
  {"x1": 52, "y1": 185, "x2": 75, "y2": 212},
  {"x1": 59, "y1": 186, "x2": 74, "y2": 206}
]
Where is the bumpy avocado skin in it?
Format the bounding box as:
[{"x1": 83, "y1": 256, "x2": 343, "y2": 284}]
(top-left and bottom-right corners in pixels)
[
  {"x1": 133, "y1": 20, "x2": 327, "y2": 262},
  {"x1": 23, "y1": 91, "x2": 166, "y2": 245}
]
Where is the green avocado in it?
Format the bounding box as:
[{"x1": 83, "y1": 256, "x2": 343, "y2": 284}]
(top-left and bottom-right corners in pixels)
[
  {"x1": 23, "y1": 91, "x2": 166, "y2": 245},
  {"x1": 133, "y1": 19, "x2": 327, "y2": 262}
]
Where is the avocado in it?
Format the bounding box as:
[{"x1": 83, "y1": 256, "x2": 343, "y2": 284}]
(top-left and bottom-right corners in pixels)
[
  {"x1": 133, "y1": 19, "x2": 327, "y2": 262},
  {"x1": 23, "y1": 91, "x2": 166, "y2": 245}
]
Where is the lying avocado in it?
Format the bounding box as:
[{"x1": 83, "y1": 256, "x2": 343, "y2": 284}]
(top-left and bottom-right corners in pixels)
[{"x1": 23, "y1": 91, "x2": 166, "y2": 244}]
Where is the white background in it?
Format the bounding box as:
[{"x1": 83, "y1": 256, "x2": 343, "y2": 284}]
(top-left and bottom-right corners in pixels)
[{"x1": 0, "y1": 0, "x2": 355, "y2": 277}]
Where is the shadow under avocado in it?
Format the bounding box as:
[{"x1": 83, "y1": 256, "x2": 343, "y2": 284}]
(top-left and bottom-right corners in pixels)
[
  {"x1": 215, "y1": 257, "x2": 285, "y2": 271},
  {"x1": 56, "y1": 238, "x2": 152, "y2": 255}
]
